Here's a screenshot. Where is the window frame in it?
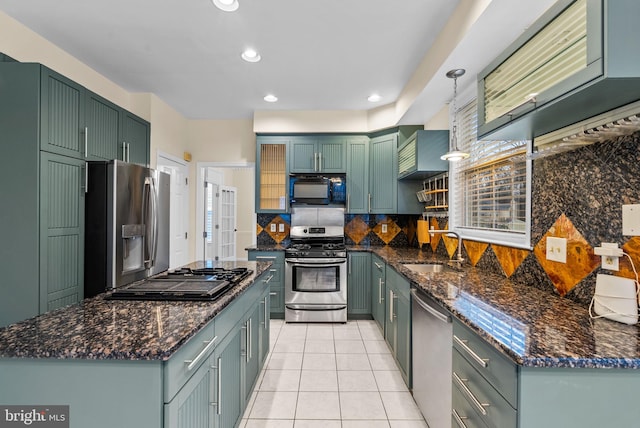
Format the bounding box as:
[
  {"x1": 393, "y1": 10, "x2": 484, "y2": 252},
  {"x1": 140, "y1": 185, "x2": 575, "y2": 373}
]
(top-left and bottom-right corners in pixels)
[{"x1": 449, "y1": 98, "x2": 533, "y2": 250}]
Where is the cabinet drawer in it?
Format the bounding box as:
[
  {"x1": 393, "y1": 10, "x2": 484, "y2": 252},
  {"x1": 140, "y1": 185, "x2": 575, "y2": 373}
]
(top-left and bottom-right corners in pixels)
[
  {"x1": 163, "y1": 320, "x2": 216, "y2": 402},
  {"x1": 452, "y1": 383, "x2": 490, "y2": 428},
  {"x1": 453, "y1": 320, "x2": 517, "y2": 407},
  {"x1": 453, "y1": 349, "x2": 517, "y2": 428}
]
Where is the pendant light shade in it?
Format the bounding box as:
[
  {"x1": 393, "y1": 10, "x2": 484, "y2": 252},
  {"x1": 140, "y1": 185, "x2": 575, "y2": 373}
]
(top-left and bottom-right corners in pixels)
[{"x1": 441, "y1": 68, "x2": 470, "y2": 162}]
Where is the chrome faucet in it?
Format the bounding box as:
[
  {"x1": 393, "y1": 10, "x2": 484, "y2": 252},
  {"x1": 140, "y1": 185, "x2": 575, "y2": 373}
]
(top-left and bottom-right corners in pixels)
[{"x1": 428, "y1": 230, "x2": 464, "y2": 264}]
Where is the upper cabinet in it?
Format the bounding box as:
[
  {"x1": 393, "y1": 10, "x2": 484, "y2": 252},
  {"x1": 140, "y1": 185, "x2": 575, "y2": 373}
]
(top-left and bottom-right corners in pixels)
[
  {"x1": 369, "y1": 133, "x2": 398, "y2": 214},
  {"x1": 256, "y1": 136, "x2": 289, "y2": 213},
  {"x1": 289, "y1": 136, "x2": 346, "y2": 173},
  {"x1": 346, "y1": 137, "x2": 369, "y2": 214},
  {"x1": 397, "y1": 130, "x2": 449, "y2": 180},
  {"x1": 478, "y1": 0, "x2": 640, "y2": 141}
]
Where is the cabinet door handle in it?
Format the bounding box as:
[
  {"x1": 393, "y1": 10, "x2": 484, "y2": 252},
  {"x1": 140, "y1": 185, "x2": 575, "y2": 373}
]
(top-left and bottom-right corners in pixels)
[
  {"x1": 84, "y1": 127, "x2": 88, "y2": 158},
  {"x1": 210, "y1": 357, "x2": 223, "y2": 415},
  {"x1": 184, "y1": 336, "x2": 218, "y2": 371},
  {"x1": 389, "y1": 289, "x2": 394, "y2": 321},
  {"x1": 314, "y1": 152, "x2": 318, "y2": 171},
  {"x1": 126, "y1": 143, "x2": 130, "y2": 162},
  {"x1": 348, "y1": 254, "x2": 351, "y2": 275},
  {"x1": 262, "y1": 297, "x2": 268, "y2": 326},
  {"x1": 378, "y1": 278, "x2": 382, "y2": 304},
  {"x1": 318, "y1": 152, "x2": 322, "y2": 171},
  {"x1": 249, "y1": 318, "x2": 253, "y2": 360},
  {"x1": 453, "y1": 372, "x2": 490, "y2": 416},
  {"x1": 82, "y1": 161, "x2": 88, "y2": 194},
  {"x1": 453, "y1": 335, "x2": 489, "y2": 368},
  {"x1": 368, "y1": 193, "x2": 371, "y2": 213},
  {"x1": 452, "y1": 409, "x2": 469, "y2": 428},
  {"x1": 122, "y1": 142, "x2": 127, "y2": 161}
]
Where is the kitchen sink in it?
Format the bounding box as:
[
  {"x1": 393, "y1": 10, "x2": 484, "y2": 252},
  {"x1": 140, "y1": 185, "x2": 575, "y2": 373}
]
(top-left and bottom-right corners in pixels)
[{"x1": 402, "y1": 263, "x2": 449, "y2": 274}]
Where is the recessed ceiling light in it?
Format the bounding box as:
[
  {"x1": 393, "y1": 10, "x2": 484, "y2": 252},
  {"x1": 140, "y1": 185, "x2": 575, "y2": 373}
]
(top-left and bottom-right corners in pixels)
[
  {"x1": 212, "y1": 0, "x2": 239, "y2": 12},
  {"x1": 241, "y1": 48, "x2": 261, "y2": 63},
  {"x1": 264, "y1": 94, "x2": 278, "y2": 103},
  {"x1": 368, "y1": 94, "x2": 382, "y2": 102}
]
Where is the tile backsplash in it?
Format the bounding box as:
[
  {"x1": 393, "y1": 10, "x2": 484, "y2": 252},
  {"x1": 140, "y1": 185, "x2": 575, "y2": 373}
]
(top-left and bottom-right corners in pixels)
[{"x1": 255, "y1": 131, "x2": 640, "y2": 306}]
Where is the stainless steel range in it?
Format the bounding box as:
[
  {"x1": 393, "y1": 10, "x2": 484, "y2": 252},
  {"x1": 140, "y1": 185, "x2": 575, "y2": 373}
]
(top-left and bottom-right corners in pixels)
[
  {"x1": 285, "y1": 207, "x2": 347, "y2": 323},
  {"x1": 107, "y1": 267, "x2": 252, "y2": 301}
]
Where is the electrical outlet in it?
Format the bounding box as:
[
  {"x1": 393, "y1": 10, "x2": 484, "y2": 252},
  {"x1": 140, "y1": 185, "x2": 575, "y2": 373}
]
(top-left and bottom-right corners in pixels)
[
  {"x1": 622, "y1": 204, "x2": 640, "y2": 236},
  {"x1": 546, "y1": 237, "x2": 567, "y2": 263},
  {"x1": 270, "y1": 224, "x2": 276, "y2": 232},
  {"x1": 278, "y1": 223, "x2": 285, "y2": 233},
  {"x1": 382, "y1": 224, "x2": 388, "y2": 233}
]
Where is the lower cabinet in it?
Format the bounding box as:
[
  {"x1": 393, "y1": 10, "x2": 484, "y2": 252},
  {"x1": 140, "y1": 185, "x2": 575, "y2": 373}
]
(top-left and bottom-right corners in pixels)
[
  {"x1": 164, "y1": 272, "x2": 271, "y2": 428},
  {"x1": 247, "y1": 250, "x2": 285, "y2": 319},
  {"x1": 370, "y1": 254, "x2": 386, "y2": 332},
  {"x1": 384, "y1": 266, "x2": 411, "y2": 387},
  {"x1": 347, "y1": 252, "x2": 371, "y2": 318}
]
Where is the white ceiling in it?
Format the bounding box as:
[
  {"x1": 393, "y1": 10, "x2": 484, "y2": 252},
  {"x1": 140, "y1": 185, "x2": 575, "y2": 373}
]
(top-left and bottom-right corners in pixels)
[{"x1": 0, "y1": 0, "x2": 557, "y2": 123}]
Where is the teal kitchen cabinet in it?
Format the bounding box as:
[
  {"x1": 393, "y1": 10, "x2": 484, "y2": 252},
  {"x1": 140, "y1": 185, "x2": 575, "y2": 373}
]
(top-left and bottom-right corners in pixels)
[
  {"x1": 39, "y1": 152, "x2": 85, "y2": 312},
  {"x1": 397, "y1": 130, "x2": 449, "y2": 180},
  {"x1": 39, "y1": 67, "x2": 86, "y2": 159},
  {"x1": 345, "y1": 136, "x2": 369, "y2": 213},
  {"x1": 0, "y1": 63, "x2": 86, "y2": 326},
  {"x1": 385, "y1": 266, "x2": 412, "y2": 387},
  {"x1": 347, "y1": 252, "x2": 371, "y2": 318},
  {"x1": 370, "y1": 254, "x2": 386, "y2": 332},
  {"x1": 247, "y1": 250, "x2": 285, "y2": 318},
  {"x1": 256, "y1": 136, "x2": 289, "y2": 213},
  {"x1": 478, "y1": 0, "x2": 640, "y2": 141},
  {"x1": 368, "y1": 133, "x2": 398, "y2": 213},
  {"x1": 85, "y1": 91, "x2": 121, "y2": 161},
  {"x1": 289, "y1": 135, "x2": 346, "y2": 173},
  {"x1": 243, "y1": 302, "x2": 261, "y2": 403},
  {"x1": 213, "y1": 326, "x2": 243, "y2": 428},
  {"x1": 122, "y1": 110, "x2": 151, "y2": 165}
]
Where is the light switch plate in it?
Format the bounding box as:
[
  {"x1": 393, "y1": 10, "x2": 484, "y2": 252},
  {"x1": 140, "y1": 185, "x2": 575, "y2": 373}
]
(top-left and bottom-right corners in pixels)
[
  {"x1": 382, "y1": 224, "x2": 388, "y2": 233},
  {"x1": 622, "y1": 204, "x2": 640, "y2": 236},
  {"x1": 546, "y1": 237, "x2": 567, "y2": 263},
  {"x1": 278, "y1": 223, "x2": 285, "y2": 233},
  {"x1": 270, "y1": 224, "x2": 276, "y2": 232}
]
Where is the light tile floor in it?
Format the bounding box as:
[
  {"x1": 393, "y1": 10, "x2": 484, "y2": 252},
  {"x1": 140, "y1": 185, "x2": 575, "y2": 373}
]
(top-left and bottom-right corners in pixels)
[{"x1": 239, "y1": 320, "x2": 428, "y2": 428}]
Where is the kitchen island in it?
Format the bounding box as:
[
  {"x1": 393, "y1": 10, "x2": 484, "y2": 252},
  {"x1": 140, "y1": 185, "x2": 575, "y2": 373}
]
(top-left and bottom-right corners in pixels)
[{"x1": 0, "y1": 260, "x2": 272, "y2": 428}]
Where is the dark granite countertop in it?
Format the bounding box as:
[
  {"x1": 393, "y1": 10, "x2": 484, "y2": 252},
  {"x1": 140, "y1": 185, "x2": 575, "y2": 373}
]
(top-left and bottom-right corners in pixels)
[
  {"x1": 370, "y1": 246, "x2": 640, "y2": 369},
  {"x1": 0, "y1": 261, "x2": 270, "y2": 361}
]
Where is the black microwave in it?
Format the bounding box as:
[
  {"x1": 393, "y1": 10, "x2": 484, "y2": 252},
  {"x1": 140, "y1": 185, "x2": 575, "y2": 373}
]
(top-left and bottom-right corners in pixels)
[{"x1": 290, "y1": 174, "x2": 346, "y2": 205}]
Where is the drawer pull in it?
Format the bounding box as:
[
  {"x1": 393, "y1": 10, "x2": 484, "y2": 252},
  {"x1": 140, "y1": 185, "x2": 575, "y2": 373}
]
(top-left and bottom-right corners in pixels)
[
  {"x1": 264, "y1": 274, "x2": 274, "y2": 284},
  {"x1": 270, "y1": 292, "x2": 278, "y2": 296},
  {"x1": 453, "y1": 372, "x2": 490, "y2": 416},
  {"x1": 184, "y1": 335, "x2": 218, "y2": 371},
  {"x1": 256, "y1": 256, "x2": 276, "y2": 260},
  {"x1": 454, "y1": 335, "x2": 489, "y2": 368},
  {"x1": 452, "y1": 409, "x2": 469, "y2": 428},
  {"x1": 374, "y1": 261, "x2": 383, "y2": 270}
]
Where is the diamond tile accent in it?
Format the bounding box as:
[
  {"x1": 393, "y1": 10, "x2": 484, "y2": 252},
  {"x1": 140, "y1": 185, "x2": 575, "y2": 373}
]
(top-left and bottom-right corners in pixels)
[
  {"x1": 619, "y1": 237, "x2": 640, "y2": 281},
  {"x1": 492, "y1": 244, "x2": 529, "y2": 277},
  {"x1": 373, "y1": 217, "x2": 400, "y2": 245},
  {"x1": 345, "y1": 216, "x2": 370, "y2": 244},
  {"x1": 266, "y1": 216, "x2": 290, "y2": 244},
  {"x1": 533, "y1": 214, "x2": 599, "y2": 296},
  {"x1": 464, "y1": 241, "x2": 489, "y2": 267},
  {"x1": 440, "y1": 221, "x2": 459, "y2": 259},
  {"x1": 256, "y1": 224, "x2": 264, "y2": 236}
]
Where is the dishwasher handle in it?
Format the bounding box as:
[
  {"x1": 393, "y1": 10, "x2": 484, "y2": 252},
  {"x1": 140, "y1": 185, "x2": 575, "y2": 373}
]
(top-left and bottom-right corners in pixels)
[{"x1": 411, "y1": 289, "x2": 451, "y2": 324}]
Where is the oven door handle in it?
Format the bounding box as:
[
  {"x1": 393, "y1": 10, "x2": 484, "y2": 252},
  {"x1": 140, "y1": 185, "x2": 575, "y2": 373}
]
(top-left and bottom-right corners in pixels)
[{"x1": 285, "y1": 258, "x2": 347, "y2": 266}]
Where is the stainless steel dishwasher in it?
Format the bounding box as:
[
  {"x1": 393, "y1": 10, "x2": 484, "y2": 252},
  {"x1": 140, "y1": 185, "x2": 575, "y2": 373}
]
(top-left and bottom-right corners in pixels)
[{"x1": 411, "y1": 288, "x2": 452, "y2": 428}]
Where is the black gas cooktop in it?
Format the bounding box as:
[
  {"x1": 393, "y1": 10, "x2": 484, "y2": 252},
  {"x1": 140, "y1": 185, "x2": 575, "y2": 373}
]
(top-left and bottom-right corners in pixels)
[{"x1": 107, "y1": 267, "x2": 252, "y2": 301}]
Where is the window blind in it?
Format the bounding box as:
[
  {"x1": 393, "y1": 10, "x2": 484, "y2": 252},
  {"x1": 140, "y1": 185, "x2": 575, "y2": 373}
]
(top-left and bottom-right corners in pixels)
[
  {"x1": 451, "y1": 99, "x2": 531, "y2": 248},
  {"x1": 484, "y1": 0, "x2": 588, "y2": 122}
]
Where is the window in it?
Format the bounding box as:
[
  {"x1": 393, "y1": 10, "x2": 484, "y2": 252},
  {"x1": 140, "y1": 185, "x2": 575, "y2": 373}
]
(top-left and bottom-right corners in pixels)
[{"x1": 450, "y1": 99, "x2": 532, "y2": 249}]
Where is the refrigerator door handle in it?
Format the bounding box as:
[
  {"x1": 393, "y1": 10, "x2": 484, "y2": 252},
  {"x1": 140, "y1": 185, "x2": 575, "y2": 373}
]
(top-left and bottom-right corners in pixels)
[{"x1": 143, "y1": 176, "x2": 159, "y2": 269}]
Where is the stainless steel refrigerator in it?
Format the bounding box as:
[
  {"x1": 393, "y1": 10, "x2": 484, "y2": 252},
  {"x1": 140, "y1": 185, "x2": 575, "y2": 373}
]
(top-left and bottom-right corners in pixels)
[{"x1": 84, "y1": 160, "x2": 170, "y2": 297}]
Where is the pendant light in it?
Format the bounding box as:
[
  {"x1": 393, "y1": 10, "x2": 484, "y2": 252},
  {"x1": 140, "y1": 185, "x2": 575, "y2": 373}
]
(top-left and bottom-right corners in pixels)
[{"x1": 441, "y1": 69, "x2": 470, "y2": 162}]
